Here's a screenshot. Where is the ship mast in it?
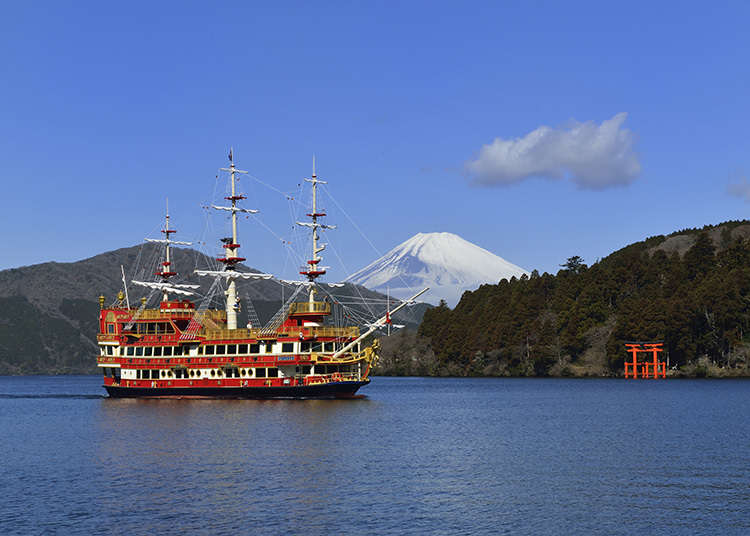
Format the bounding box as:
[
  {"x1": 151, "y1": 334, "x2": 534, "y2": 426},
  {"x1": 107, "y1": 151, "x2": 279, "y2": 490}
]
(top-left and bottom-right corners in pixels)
[
  {"x1": 133, "y1": 199, "x2": 197, "y2": 302},
  {"x1": 297, "y1": 156, "x2": 336, "y2": 303},
  {"x1": 156, "y1": 200, "x2": 177, "y2": 302},
  {"x1": 216, "y1": 149, "x2": 251, "y2": 329},
  {"x1": 194, "y1": 150, "x2": 273, "y2": 330}
]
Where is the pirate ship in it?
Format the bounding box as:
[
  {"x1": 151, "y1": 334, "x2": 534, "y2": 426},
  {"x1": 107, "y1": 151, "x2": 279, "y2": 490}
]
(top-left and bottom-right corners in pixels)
[{"x1": 96, "y1": 153, "x2": 426, "y2": 398}]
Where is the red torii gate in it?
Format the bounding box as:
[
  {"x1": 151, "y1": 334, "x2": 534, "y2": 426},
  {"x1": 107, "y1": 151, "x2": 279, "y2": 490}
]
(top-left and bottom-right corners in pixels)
[{"x1": 624, "y1": 342, "x2": 666, "y2": 379}]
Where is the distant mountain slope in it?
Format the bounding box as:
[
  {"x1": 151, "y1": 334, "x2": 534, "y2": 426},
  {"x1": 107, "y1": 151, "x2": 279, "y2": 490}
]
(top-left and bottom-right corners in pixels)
[
  {"x1": 347, "y1": 232, "x2": 529, "y2": 306},
  {"x1": 0, "y1": 244, "x2": 429, "y2": 374}
]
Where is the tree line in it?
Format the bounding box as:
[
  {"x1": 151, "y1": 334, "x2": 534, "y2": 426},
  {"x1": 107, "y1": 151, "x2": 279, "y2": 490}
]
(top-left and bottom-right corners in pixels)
[{"x1": 377, "y1": 221, "x2": 750, "y2": 377}]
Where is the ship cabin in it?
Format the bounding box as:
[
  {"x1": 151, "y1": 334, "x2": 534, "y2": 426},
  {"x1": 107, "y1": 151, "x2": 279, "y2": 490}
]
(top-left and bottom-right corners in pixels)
[{"x1": 96, "y1": 296, "x2": 369, "y2": 391}]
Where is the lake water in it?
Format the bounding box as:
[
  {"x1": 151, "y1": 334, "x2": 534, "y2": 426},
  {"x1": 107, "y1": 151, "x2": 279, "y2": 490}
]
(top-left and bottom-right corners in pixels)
[{"x1": 1, "y1": 376, "x2": 748, "y2": 535}]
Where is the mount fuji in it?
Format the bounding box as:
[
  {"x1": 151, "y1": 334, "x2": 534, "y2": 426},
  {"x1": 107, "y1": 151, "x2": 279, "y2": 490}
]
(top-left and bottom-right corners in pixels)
[{"x1": 346, "y1": 232, "x2": 529, "y2": 307}]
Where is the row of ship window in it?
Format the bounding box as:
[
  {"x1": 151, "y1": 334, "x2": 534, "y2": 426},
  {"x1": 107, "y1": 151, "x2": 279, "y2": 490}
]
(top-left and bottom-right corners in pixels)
[
  {"x1": 106, "y1": 322, "x2": 177, "y2": 334},
  {"x1": 104, "y1": 364, "x2": 351, "y2": 380},
  {"x1": 100, "y1": 341, "x2": 359, "y2": 357}
]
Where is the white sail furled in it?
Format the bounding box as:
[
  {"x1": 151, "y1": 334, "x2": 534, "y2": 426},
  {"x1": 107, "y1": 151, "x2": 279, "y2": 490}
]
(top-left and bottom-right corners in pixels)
[
  {"x1": 281, "y1": 280, "x2": 344, "y2": 288},
  {"x1": 194, "y1": 270, "x2": 273, "y2": 280},
  {"x1": 211, "y1": 205, "x2": 258, "y2": 214},
  {"x1": 295, "y1": 221, "x2": 336, "y2": 230},
  {"x1": 131, "y1": 280, "x2": 197, "y2": 296},
  {"x1": 145, "y1": 238, "x2": 193, "y2": 246},
  {"x1": 280, "y1": 280, "x2": 314, "y2": 286}
]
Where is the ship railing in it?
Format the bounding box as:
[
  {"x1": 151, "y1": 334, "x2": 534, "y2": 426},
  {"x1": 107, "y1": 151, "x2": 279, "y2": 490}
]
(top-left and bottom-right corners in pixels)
[
  {"x1": 289, "y1": 302, "x2": 331, "y2": 315},
  {"x1": 121, "y1": 309, "x2": 226, "y2": 322},
  {"x1": 305, "y1": 372, "x2": 359, "y2": 384},
  {"x1": 97, "y1": 334, "x2": 119, "y2": 342},
  {"x1": 301, "y1": 326, "x2": 359, "y2": 338},
  {"x1": 199, "y1": 325, "x2": 359, "y2": 341},
  {"x1": 201, "y1": 328, "x2": 267, "y2": 340}
]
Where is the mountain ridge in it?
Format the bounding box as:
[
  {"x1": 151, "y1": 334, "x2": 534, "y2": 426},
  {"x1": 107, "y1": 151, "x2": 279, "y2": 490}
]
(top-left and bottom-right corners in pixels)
[{"x1": 348, "y1": 232, "x2": 529, "y2": 306}]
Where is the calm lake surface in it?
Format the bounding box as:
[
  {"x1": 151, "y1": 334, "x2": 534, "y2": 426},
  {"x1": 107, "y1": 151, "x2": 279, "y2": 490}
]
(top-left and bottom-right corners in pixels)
[{"x1": 1, "y1": 376, "x2": 748, "y2": 535}]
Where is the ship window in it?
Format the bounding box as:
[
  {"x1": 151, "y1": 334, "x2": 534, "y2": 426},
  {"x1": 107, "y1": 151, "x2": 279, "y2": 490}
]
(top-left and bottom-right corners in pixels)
[
  {"x1": 324, "y1": 342, "x2": 334, "y2": 352},
  {"x1": 126, "y1": 347, "x2": 134, "y2": 356},
  {"x1": 301, "y1": 342, "x2": 311, "y2": 352},
  {"x1": 153, "y1": 347, "x2": 162, "y2": 357},
  {"x1": 312, "y1": 342, "x2": 322, "y2": 352},
  {"x1": 302, "y1": 365, "x2": 311, "y2": 375},
  {"x1": 210, "y1": 369, "x2": 215, "y2": 377},
  {"x1": 147, "y1": 323, "x2": 156, "y2": 334},
  {"x1": 106, "y1": 346, "x2": 113, "y2": 355},
  {"x1": 165, "y1": 323, "x2": 174, "y2": 333},
  {"x1": 135, "y1": 347, "x2": 143, "y2": 357},
  {"x1": 163, "y1": 347, "x2": 172, "y2": 357},
  {"x1": 227, "y1": 344, "x2": 237, "y2": 354},
  {"x1": 238, "y1": 344, "x2": 248, "y2": 354},
  {"x1": 264, "y1": 343, "x2": 273, "y2": 353},
  {"x1": 256, "y1": 368, "x2": 266, "y2": 378},
  {"x1": 174, "y1": 346, "x2": 182, "y2": 356},
  {"x1": 189, "y1": 370, "x2": 194, "y2": 378},
  {"x1": 107, "y1": 324, "x2": 114, "y2": 334},
  {"x1": 247, "y1": 368, "x2": 254, "y2": 378},
  {"x1": 144, "y1": 347, "x2": 152, "y2": 357},
  {"x1": 204, "y1": 345, "x2": 214, "y2": 355},
  {"x1": 136, "y1": 324, "x2": 144, "y2": 334},
  {"x1": 281, "y1": 343, "x2": 294, "y2": 353},
  {"x1": 216, "y1": 345, "x2": 226, "y2": 355},
  {"x1": 161, "y1": 370, "x2": 166, "y2": 377},
  {"x1": 250, "y1": 344, "x2": 260, "y2": 354},
  {"x1": 267, "y1": 367, "x2": 278, "y2": 378}
]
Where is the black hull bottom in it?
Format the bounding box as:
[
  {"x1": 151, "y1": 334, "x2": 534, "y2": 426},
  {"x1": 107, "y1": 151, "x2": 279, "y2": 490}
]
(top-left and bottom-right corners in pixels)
[{"x1": 104, "y1": 380, "x2": 369, "y2": 399}]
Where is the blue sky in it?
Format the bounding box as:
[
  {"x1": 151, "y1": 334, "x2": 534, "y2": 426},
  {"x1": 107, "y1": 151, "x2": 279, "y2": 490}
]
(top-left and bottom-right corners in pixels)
[{"x1": 1, "y1": 1, "x2": 749, "y2": 282}]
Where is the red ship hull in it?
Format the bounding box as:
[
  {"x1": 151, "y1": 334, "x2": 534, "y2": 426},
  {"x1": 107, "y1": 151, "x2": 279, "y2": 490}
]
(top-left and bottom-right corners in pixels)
[{"x1": 104, "y1": 379, "x2": 369, "y2": 399}]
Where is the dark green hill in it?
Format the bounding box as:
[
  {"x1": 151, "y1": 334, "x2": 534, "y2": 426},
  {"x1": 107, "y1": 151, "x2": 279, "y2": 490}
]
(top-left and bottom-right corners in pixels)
[
  {"x1": 0, "y1": 244, "x2": 428, "y2": 374},
  {"x1": 408, "y1": 220, "x2": 750, "y2": 378}
]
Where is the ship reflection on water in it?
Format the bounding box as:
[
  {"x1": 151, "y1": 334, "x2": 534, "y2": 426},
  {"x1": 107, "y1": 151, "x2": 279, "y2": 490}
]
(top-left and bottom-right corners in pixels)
[{"x1": 93, "y1": 396, "x2": 379, "y2": 531}]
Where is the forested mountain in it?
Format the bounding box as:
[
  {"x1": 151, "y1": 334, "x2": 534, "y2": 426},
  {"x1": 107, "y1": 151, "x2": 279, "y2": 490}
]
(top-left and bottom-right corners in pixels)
[
  {"x1": 379, "y1": 220, "x2": 750, "y2": 377},
  {"x1": 0, "y1": 244, "x2": 428, "y2": 374}
]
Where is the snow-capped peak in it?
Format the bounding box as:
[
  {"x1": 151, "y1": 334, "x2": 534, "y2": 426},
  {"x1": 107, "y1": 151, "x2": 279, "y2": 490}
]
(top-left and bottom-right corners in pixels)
[{"x1": 347, "y1": 232, "x2": 529, "y2": 306}]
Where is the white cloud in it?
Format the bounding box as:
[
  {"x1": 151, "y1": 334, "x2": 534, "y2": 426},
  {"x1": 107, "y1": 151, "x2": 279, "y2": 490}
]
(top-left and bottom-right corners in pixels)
[{"x1": 465, "y1": 112, "x2": 641, "y2": 190}]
